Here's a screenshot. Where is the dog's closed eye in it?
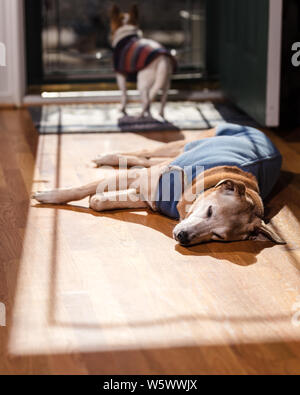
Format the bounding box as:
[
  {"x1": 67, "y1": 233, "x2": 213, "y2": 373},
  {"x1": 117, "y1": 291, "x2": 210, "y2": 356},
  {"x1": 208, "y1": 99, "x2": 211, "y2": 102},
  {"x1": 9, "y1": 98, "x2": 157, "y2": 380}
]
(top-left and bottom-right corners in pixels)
[
  {"x1": 213, "y1": 232, "x2": 225, "y2": 240},
  {"x1": 207, "y1": 206, "x2": 213, "y2": 218}
]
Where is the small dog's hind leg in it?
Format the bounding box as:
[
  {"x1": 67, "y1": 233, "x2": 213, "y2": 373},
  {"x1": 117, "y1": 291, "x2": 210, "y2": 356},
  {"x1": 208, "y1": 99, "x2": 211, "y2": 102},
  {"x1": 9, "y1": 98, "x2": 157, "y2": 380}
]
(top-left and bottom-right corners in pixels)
[
  {"x1": 159, "y1": 81, "x2": 170, "y2": 119},
  {"x1": 137, "y1": 67, "x2": 154, "y2": 118},
  {"x1": 116, "y1": 73, "x2": 128, "y2": 114},
  {"x1": 140, "y1": 89, "x2": 151, "y2": 118}
]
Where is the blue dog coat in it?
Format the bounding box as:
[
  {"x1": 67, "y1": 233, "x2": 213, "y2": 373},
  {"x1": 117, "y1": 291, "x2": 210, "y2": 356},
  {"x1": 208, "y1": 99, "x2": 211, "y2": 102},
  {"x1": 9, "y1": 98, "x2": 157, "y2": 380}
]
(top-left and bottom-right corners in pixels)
[{"x1": 156, "y1": 123, "x2": 282, "y2": 219}]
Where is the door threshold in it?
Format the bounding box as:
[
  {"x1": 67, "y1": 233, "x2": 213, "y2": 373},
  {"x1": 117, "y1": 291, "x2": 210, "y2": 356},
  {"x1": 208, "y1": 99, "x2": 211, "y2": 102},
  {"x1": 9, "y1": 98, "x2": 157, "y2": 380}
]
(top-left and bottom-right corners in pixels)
[{"x1": 23, "y1": 90, "x2": 224, "y2": 106}]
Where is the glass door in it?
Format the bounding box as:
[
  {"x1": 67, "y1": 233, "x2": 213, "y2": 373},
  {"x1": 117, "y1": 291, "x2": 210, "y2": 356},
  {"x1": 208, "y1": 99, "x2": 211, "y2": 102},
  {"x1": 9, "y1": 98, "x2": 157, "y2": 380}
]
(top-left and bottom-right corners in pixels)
[{"x1": 26, "y1": 0, "x2": 207, "y2": 84}]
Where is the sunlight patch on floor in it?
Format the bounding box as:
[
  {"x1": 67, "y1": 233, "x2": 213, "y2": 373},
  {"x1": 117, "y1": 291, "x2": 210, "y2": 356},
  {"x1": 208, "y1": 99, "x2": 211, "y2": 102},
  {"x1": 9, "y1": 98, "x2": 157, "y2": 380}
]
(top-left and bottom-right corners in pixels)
[{"x1": 7, "y1": 135, "x2": 300, "y2": 357}]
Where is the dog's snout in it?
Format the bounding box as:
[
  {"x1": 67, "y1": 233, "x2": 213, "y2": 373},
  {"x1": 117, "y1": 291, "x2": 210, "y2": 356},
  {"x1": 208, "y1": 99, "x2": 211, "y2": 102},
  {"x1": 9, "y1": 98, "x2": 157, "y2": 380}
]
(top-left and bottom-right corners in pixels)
[{"x1": 176, "y1": 231, "x2": 190, "y2": 245}]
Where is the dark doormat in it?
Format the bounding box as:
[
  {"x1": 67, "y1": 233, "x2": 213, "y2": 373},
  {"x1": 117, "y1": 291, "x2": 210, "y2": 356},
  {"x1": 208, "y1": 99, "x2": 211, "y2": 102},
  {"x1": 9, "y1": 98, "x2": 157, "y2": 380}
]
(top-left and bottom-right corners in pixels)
[{"x1": 29, "y1": 101, "x2": 259, "y2": 134}]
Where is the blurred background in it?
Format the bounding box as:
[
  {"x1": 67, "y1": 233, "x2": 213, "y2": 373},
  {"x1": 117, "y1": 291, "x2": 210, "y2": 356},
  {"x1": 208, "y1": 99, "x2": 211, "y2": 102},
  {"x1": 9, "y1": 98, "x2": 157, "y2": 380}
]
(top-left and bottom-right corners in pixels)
[
  {"x1": 27, "y1": 0, "x2": 206, "y2": 83},
  {"x1": 0, "y1": 0, "x2": 299, "y2": 127}
]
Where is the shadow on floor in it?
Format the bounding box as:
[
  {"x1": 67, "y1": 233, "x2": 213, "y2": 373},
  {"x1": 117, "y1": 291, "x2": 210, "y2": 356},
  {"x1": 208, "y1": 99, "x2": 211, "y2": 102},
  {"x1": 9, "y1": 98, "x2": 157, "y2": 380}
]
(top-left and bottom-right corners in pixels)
[{"x1": 118, "y1": 115, "x2": 180, "y2": 133}]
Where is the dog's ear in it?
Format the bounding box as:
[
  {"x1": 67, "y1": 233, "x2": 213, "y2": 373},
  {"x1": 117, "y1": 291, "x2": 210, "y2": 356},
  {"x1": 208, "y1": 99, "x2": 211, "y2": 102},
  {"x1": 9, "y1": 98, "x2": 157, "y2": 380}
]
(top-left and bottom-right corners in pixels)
[
  {"x1": 129, "y1": 4, "x2": 139, "y2": 25},
  {"x1": 216, "y1": 179, "x2": 246, "y2": 196},
  {"x1": 177, "y1": 177, "x2": 202, "y2": 221},
  {"x1": 110, "y1": 4, "x2": 121, "y2": 20},
  {"x1": 250, "y1": 222, "x2": 286, "y2": 244},
  {"x1": 177, "y1": 194, "x2": 193, "y2": 221}
]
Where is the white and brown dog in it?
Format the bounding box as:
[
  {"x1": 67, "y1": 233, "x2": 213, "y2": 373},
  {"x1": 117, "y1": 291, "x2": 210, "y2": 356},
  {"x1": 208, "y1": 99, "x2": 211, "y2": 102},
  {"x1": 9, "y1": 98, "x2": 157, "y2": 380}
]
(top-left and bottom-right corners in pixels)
[
  {"x1": 33, "y1": 124, "x2": 285, "y2": 246},
  {"x1": 110, "y1": 4, "x2": 176, "y2": 118}
]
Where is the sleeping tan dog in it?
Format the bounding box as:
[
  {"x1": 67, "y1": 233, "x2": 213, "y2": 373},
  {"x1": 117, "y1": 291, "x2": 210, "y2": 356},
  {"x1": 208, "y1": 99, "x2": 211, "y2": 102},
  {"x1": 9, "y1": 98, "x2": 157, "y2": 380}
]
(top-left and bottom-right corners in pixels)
[{"x1": 33, "y1": 124, "x2": 285, "y2": 246}]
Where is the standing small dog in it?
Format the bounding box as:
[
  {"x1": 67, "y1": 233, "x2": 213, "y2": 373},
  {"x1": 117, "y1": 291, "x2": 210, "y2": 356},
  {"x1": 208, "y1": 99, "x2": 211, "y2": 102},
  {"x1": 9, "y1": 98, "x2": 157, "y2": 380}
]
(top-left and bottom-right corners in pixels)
[{"x1": 110, "y1": 4, "x2": 177, "y2": 118}]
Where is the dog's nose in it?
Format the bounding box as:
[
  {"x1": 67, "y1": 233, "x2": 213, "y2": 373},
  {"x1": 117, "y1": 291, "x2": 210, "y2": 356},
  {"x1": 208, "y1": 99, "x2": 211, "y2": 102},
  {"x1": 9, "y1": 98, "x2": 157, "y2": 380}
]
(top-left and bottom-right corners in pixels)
[{"x1": 176, "y1": 231, "x2": 190, "y2": 245}]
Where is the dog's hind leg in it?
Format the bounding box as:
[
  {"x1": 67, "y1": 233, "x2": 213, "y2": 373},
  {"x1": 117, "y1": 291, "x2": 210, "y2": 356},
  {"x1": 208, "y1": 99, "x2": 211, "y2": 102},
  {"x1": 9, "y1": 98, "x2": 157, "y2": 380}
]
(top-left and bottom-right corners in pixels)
[
  {"x1": 116, "y1": 73, "x2": 128, "y2": 114},
  {"x1": 137, "y1": 66, "x2": 154, "y2": 118},
  {"x1": 140, "y1": 89, "x2": 151, "y2": 118},
  {"x1": 93, "y1": 140, "x2": 187, "y2": 168},
  {"x1": 149, "y1": 56, "x2": 172, "y2": 110},
  {"x1": 92, "y1": 154, "x2": 169, "y2": 168},
  {"x1": 159, "y1": 81, "x2": 170, "y2": 119}
]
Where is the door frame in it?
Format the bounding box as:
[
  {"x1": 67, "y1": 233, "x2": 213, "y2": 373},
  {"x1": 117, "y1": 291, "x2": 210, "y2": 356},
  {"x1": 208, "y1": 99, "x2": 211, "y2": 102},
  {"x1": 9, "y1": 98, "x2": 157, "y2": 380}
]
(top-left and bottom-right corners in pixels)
[{"x1": 266, "y1": 0, "x2": 283, "y2": 127}]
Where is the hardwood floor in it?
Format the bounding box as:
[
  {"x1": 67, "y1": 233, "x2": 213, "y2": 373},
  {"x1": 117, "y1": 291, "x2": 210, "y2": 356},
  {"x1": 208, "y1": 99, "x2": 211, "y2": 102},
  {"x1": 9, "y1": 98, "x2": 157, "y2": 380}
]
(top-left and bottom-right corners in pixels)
[{"x1": 0, "y1": 108, "x2": 300, "y2": 374}]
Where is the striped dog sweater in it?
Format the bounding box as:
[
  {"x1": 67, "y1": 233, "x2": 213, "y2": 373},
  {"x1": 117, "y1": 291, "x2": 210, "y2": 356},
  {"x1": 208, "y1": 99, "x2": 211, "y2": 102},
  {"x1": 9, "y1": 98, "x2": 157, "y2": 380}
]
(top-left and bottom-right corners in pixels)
[{"x1": 113, "y1": 34, "x2": 176, "y2": 79}]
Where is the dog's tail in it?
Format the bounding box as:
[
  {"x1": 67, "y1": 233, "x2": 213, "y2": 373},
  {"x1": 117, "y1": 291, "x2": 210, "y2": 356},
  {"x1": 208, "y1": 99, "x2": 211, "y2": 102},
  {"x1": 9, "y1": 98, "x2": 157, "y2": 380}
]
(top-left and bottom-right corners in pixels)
[{"x1": 149, "y1": 56, "x2": 172, "y2": 101}]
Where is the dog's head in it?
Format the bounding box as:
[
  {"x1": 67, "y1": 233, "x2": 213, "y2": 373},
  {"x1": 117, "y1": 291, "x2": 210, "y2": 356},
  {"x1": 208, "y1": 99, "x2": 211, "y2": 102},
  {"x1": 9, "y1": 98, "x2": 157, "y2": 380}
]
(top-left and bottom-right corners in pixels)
[
  {"x1": 110, "y1": 4, "x2": 139, "y2": 37},
  {"x1": 173, "y1": 179, "x2": 285, "y2": 246}
]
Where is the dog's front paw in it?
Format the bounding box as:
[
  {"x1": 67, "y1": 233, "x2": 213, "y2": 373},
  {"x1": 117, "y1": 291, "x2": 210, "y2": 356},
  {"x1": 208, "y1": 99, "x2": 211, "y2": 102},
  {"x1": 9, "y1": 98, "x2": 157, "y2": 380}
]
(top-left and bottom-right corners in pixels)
[
  {"x1": 89, "y1": 194, "x2": 107, "y2": 211},
  {"x1": 32, "y1": 190, "x2": 58, "y2": 204},
  {"x1": 32, "y1": 189, "x2": 70, "y2": 204},
  {"x1": 92, "y1": 153, "x2": 120, "y2": 167}
]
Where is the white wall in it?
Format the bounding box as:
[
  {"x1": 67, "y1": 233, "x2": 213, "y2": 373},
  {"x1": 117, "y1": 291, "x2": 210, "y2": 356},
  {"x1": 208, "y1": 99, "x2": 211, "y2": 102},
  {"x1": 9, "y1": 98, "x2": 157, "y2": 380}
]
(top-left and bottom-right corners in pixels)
[{"x1": 0, "y1": 0, "x2": 26, "y2": 106}]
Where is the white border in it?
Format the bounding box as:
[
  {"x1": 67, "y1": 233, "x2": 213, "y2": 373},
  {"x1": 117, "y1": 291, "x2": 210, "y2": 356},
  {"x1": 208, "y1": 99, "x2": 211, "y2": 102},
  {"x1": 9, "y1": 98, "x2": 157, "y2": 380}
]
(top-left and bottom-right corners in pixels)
[
  {"x1": 0, "y1": 0, "x2": 26, "y2": 106},
  {"x1": 266, "y1": 0, "x2": 283, "y2": 127}
]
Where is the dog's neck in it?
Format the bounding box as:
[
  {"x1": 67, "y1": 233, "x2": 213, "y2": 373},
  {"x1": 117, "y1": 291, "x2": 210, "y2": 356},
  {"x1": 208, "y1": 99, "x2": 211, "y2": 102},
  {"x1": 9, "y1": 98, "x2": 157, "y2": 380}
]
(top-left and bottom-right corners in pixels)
[{"x1": 112, "y1": 25, "x2": 142, "y2": 48}]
